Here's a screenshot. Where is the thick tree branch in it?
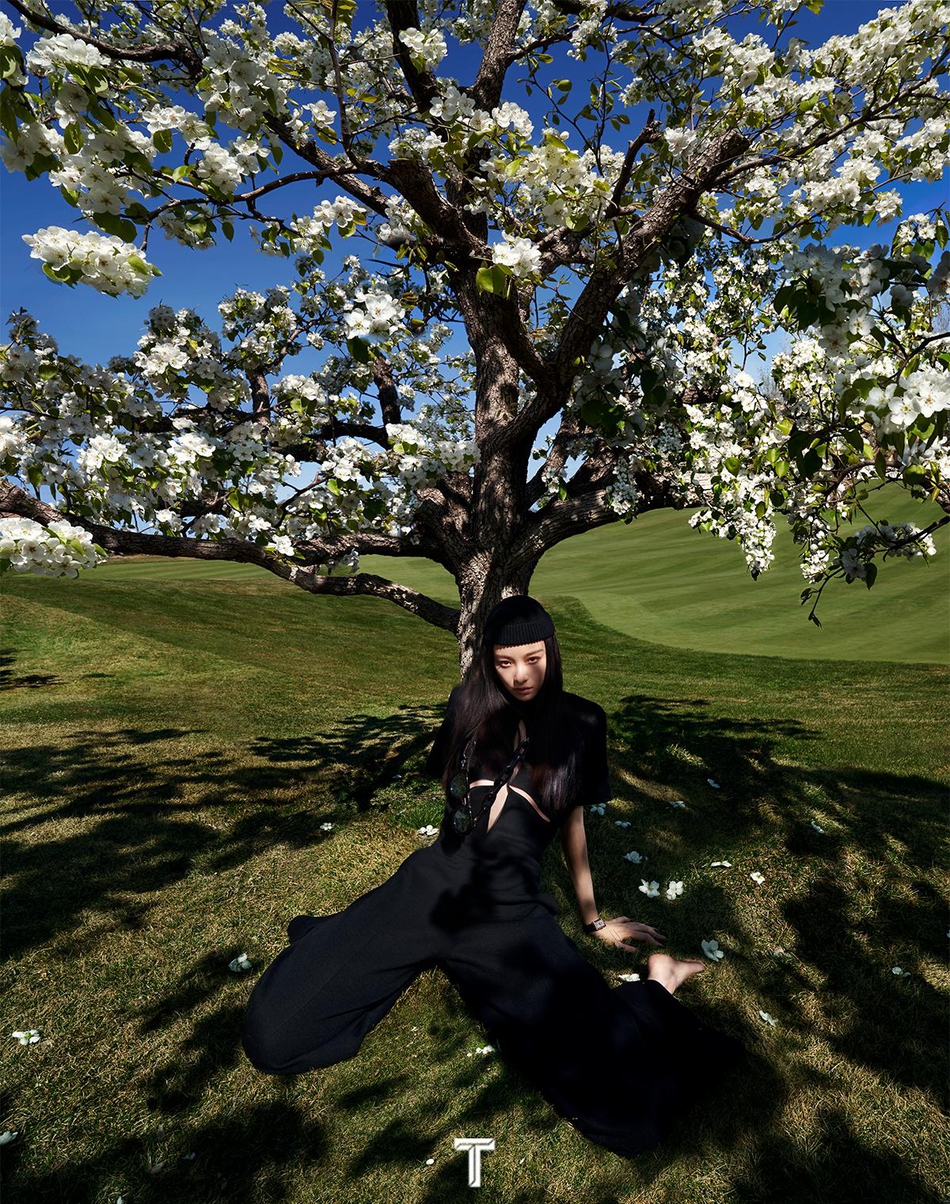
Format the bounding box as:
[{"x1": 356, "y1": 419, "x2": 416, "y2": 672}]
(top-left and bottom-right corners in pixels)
[
  {"x1": 5, "y1": 0, "x2": 203, "y2": 71},
  {"x1": 470, "y1": 0, "x2": 529, "y2": 112},
  {"x1": 0, "y1": 480, "x2": 459, "y2": 630},
  {"x1": 264, "y1": 116, "x2": 391, "y2": 218},
  {"x1": 372, "y1": 357, "x2": 402, "y2": 427},
  {"x1": 385, "y1": 0, "x2": 439, "y2": 113}
]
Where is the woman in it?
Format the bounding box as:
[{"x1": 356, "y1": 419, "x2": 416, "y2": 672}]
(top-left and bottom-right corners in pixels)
[{"x1": 242, "y1": 596, "x2": 743, "y2": 1159}]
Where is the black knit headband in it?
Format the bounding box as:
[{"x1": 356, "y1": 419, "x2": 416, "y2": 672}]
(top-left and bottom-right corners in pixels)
[{"x1": 483, "y1": 596, "x2": 555, "y2": 649}]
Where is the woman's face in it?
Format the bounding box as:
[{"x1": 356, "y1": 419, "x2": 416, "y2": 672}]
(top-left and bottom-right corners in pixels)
[{"x1": 493, "y1": 641, "x2": 547, "y2": 702}]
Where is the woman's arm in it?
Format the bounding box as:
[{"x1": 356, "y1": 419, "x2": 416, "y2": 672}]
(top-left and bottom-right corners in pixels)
[
  {"x1": 559, "y1": 805, "x2": 667, "y2": 950},
  {"x1": 559, "y1": 805, "x2": 600, "y2": 927}
]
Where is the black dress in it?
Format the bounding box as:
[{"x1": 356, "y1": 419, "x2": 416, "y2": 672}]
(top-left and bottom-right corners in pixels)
[{"x1": 241, "y1": 688, "x2": 743, "y2": 1159}]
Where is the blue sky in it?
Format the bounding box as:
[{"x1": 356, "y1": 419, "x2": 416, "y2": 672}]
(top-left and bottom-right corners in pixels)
[{"x1": 0, "y1": 0, "x2": 946, "y2": 376}]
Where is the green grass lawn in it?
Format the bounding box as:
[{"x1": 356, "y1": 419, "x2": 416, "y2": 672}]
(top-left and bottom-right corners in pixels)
[{"x1": 1, "y1": 541, "x2": 948, "y2": 1204}]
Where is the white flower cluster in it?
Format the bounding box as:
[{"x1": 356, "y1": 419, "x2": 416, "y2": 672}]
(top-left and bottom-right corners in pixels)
[
  {"x1": 22, "y1": 227, "x2": 158, "y2": 297},
  {"x1": 345, "y1": 289, "x2": 403, "y2": 340},
  {"x1": 398, "y1": 27, "x2": 448, "y2": 71},
  {"x1": 199, "y1": 26, "x2": 287, "y2": 133},
  {"x1": 491, "y1": 235, "x2": 542, "y2": 280},
  {"x1": 835, "y1": 522, "x2": 937, "y2": 582},
  {"x1": 0, "y1": 517, "x2": 103, "y2": 578},
  {"x1": 384, "y1": 420, "x2": 479, "y2": 488},
  {"x1": 27, "y1": 33, "x2": 107, "y2": 71}
]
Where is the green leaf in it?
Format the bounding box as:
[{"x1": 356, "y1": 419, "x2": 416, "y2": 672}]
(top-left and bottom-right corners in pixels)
[
  {"x1": 864, "y1": 561, "x2": 878, "y2": 590},
  {"x1": 902, "y1": 463, "x2": 929, "y2": 489},
  {"x1": 42, "y1": 262, "x2": 76, "y2": 285},
  {"x1": 723, "y1": 456, "x2": 741, "y2": 476},
  {"x1": 800, "y1": 448, "x2": 821, "y2": 476},
  {"x1": 347, "y1": 337, "x2": 372, "y2": 364},
  {"x1": 64, "y1": 123, "x2": 83, "y2": 154},
  {"x1": 153, "y1": 128, "x2": 173, "y2": 154},
  {"x1": 93, "y1": 212, "x2": 137, "y2": 242},
  {"x1": 579, "y1": 397, "x2": 626, "y2": 438},
  {"x1": 327, "y1": 478, "x2": 341, "y2": 496},
  {"x1": 475, "y1": 264, "x2": 511, "y2": 296}
]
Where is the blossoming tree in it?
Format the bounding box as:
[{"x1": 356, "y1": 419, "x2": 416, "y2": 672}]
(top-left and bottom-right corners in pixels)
[{"x1": 1, "y1": 0, "x2": 948, "y2": 669}]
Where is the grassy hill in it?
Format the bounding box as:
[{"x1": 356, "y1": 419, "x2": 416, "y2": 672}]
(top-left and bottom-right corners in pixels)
[
  {"x1": 0, "y1": 549, "x2": 946, "y2": 1203},
  {"x1": 76, "y1": 485, "x2": 949, "y2": 664}
]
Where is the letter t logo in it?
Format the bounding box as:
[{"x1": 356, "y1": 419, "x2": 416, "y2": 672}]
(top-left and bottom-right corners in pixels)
[{"x1": 453, "y1": 1137, "x2": 495, "y2": 1187}]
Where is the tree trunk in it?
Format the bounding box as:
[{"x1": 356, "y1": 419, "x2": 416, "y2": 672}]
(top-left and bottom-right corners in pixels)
[{"x1": 455, "y1": 552, "x2": 540, "y2": 678}]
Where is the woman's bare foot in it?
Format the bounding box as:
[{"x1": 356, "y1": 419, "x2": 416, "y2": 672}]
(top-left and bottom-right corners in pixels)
[{"x1": 647, "y1": 952, "x2": 707, "y2": 995}]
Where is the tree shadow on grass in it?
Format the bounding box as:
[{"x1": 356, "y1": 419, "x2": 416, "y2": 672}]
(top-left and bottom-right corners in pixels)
[
  {"x1": 3, "y1": 690, "x2": 947, "y2": 1204},
  {"x1": 0, "y1": 648, "x2": 61, "y2": 690},
  {"x1": 0, "y1": 706, "x2": 442, "y2": 960},
  {"x1": 6, "y1": 1097, "x2": 329, "y2": 1204}
]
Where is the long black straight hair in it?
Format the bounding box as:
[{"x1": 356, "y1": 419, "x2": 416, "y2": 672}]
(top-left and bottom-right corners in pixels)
[{"x1": 440, "y1": 626, "x2": 582, "y2": 817}]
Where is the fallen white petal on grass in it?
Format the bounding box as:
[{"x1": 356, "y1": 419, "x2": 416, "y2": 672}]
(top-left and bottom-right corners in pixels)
[
  {"x1": 11, "y1": 1030, "x2": 40, "y2": 1045},
  {"x1": 474, "y1": 1044, "x2": 494, "y2": 1055},
  {"x1": 810, "y1": 820, "x2": 825, "y2": 834},
  {"x1": 320, "y1": 822, "x2": 334, "y2": 831},
  {"x1": 0, "y1": 1131, "x2": 18, "y2": 1145},
  {"x1": 416, "y1": 824, "x2": 439, "y2": 837},
  {"x1": 228, "y1": 953, "x2": 253, "y2": 973},
  {"x1": 614, "y1": 820, "x2": 632, "y2": 828},
  {"x1": 617, "y1": 972, "x2": 641, "y2": 982},
  {"x1": 669, "y1": 799, "x2": 686, "y2": 809},
  {"x1": 750, "y1": 871, "x2": 765, "y2": 885},
  {"x1": 589, "y1": 803, "x2": 606, "y2": 815},
  {"x1": 701, "y1": 939, "x2": 725, "y2": 962},
  {"x1": 707, "y1": 779, "x2": 720, "y2": 788},
  {"x1": 665, "y1": 880, "x2": 684, "y2": 900},
  {"x1": 638, "y1": 879, "x2": 660, "y2": 898},
  {"x1": 758, "y1": 1010, "x2": 777, "y2": 1026},
  {"x1": 710, "y1": 860, "x2": 732, "y2": 868},
  {"x1": 425, "y1": 1158, "x2": 435, "y2": 1165},
  {"x1": 623, "y1": 850, "x2": 645, "y2": 863},
  {"x1": 891, "y1": 966, "x2": 911, "y2": 977}
]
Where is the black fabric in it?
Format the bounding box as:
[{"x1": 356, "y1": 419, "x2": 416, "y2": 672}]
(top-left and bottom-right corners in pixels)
[
  {"x1": 423, "y1": 687, "x2": 612, "y2": 813},
  {"x1": 243, "y1": 689, "x2": 744, "y2": 1162}
]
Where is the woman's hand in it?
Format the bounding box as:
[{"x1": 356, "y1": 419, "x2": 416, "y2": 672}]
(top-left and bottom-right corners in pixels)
[{"x1": 592, "y1": 916, "x2": 666, "y2": 951}]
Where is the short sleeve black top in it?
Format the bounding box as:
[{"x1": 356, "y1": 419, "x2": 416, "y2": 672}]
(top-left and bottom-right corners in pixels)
[{"x1": 423, "y1": 685, "x2": 611, "y2": 818}]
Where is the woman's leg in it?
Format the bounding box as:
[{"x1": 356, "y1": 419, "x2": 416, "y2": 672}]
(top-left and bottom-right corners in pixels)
[
  {"x1": 440, "y1": 907, "x2": 741, "y2": 1158},
  {"x1": 242, "y1": 867, "x2": 437, "y2": 1075}
]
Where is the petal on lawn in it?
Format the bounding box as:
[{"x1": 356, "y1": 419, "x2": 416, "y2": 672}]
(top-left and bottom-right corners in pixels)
[
  {"x1": 711, "y1": 860, "x2": 732, "y2": 868},
  {"x1": 707, "y1": 779, "x2": 720, "y2": 788},
  {"x1": 669, "y1": 799, "x2": 686, "y2": 809},
  {"x1": 701, "y1": 939, "x2": 725, "y2": 962},
  {"x1": 0, "y1": 1131, "x2": 18, "y2": 1145},
  {"x1": 750, "y1": 871, "x2": 765, "y2": 885},
  {"x1": 758, "y1": 1010, "x2": 777, "y2": 1026},
  {"x1": 617, "y1": 972, "x2": 641, "y2": 982}
]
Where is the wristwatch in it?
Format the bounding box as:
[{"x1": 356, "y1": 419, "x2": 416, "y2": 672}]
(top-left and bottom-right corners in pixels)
[{"x1": 583, "y1": 917, "x2": 607, "y2": 935}]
